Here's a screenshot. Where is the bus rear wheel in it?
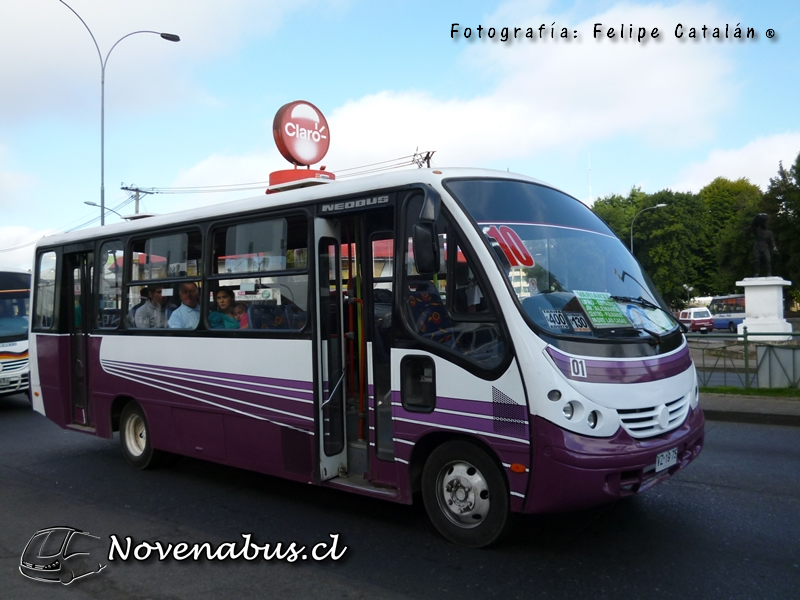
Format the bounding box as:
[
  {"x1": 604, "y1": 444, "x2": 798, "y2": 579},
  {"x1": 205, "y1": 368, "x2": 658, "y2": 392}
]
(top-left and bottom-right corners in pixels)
[
  {"x1": 729, "y1": 322, "x2": 736, "y2": 333},
  {"x1": 119, "y1": 402, "x2": 162, "y2": 469},
  {"x1": 421, "y1": 440, "x2": 511, "y2": 548}
]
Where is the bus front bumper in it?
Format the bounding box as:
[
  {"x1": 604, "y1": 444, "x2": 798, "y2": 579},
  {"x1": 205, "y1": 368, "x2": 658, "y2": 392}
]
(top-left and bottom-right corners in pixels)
[{"x1": 524, "y1": 407, "x2": 704, "y2": 514}]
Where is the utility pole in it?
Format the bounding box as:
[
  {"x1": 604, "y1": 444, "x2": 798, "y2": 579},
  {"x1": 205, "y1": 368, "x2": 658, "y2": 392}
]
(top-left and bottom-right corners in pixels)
[{"x1": 120, "y1": 184, "x2": 154, "y2": 215}]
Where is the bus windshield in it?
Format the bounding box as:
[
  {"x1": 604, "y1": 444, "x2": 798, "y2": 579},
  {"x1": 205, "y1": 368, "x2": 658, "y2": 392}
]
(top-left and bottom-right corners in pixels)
[
  {"x1": 0, "y1": 272, "x2": 31, "y2": 340},
  {"x1": 446, "y1": 178, "x2": 679, "y2": 340}
]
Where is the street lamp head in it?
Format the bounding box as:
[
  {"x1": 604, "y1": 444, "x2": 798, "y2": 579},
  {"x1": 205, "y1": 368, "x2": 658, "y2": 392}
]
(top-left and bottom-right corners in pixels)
[
  {"x1": 84, "y1": 201, "x2": 99, "y2": 207},
  {"x1": 630, "y1": 203, "x2": 668, "y2": 254},
  {"x1": 160, "y1": 33, "x2": 180, "y2": 42}
]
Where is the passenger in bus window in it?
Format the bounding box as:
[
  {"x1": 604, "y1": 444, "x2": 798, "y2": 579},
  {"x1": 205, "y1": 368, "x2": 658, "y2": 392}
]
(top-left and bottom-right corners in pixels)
[
  {"x1": 168, "y1": 282, "x2": 201, "y2": 329},
  {"x1": 209, "y1": 288, "x2": 239, "y2": 329},
  {"x1": 134, "y1": 286, "x2": 168, "y2": 329},
  {"x1": 233, "y1": 302, "x2": 249, "y2": 329}
]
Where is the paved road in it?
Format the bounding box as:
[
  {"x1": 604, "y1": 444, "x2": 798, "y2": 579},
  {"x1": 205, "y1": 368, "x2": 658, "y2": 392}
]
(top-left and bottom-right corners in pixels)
[{"x1": 2, "y1": 393, "x2": 799, "y2": 599}]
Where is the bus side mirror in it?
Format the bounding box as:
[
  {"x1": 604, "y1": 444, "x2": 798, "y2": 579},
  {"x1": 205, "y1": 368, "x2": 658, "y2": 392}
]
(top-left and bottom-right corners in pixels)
[
  {"x1": 412, "y1": 223, "x2": 439, "y2": 275},
  {"x1": 419, "y1": 188, "x2": 441, "y2": 222}
]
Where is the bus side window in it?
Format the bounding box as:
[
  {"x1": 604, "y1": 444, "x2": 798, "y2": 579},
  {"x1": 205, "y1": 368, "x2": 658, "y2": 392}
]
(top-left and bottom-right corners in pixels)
[
  {"x1": 402, "y1": 195, "x2": 505, "y2": 369},
  {"x1": 34, "y1": 252, "x2": 58, "y2": 331},
  {"x1": 96, "y1": 241, "x2": 123, "y2": 330},
  {"x1": 207, "y1": 215, "x2": 309, "y2": 333}
]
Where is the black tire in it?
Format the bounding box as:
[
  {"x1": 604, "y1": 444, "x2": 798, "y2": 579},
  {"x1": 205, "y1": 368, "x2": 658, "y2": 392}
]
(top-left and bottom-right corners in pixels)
[
  {"x1": 119, "y1": 402, "x2": 163, "y2": 469},
  {"x1": 729, "y1": 322, "x2": 736, "y2": 333},
  {"x1": 421, "y1": 440, "x2": 511, "y2": 548}
]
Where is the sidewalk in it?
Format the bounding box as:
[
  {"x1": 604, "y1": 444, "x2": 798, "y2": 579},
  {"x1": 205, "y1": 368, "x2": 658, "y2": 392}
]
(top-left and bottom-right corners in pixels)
[{"x1": 700, "y1": 393, "x2": 800, "y2": 427}]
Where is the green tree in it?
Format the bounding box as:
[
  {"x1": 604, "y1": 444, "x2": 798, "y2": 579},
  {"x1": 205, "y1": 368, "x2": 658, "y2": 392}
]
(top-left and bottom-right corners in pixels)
[
  {"x1": 763, "y1": 152, "x2": 800, "y2": 302},
  {"x1": 699, "y1": 177, "x2": 763, "y2": 293},
  {"x1": 593, "y1": 187, "x2": 706, "y2": 307},
  {"x1": 642, "y1": 190, "x2": 707, "y2": 307},
  {"x1": 592, "y1": 186, "x2": 648, "y2": 243}
]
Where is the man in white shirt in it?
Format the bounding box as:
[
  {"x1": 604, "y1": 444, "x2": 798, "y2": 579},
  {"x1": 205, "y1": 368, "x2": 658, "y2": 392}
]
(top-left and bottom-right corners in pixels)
[{"x1": 168, "y1": 282, "x2": 201, "y2": 329}]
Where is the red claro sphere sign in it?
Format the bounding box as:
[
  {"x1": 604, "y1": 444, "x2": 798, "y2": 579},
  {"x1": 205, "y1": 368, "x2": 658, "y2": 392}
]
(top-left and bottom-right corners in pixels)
[{"x1": 273, "y1": 100, "x2": 330, "y2": 166}]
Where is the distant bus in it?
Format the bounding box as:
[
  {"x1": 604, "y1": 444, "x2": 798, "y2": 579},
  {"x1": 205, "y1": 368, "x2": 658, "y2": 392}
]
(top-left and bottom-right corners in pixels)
[
  {"x1": 709, "y1": 294, "x2": 745, "y2": 332},
  {"x1": 28, "y1": 168, "x2": 704, "y2": 547},
  {"x1": 0, "y1": 268, "x2": 31, "y2": 398}
]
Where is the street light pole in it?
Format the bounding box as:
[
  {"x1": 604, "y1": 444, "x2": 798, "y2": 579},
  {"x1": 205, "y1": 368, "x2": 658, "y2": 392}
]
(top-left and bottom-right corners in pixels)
[
  {"x1": 58, "y1": 1, "x2": 179, "y2": 226},
  {"x1": 630, "y1": 203, "x2": 667, "y2": 255},
  {"x1": 683, "y1": 283, "x2": 694, "y2": 303}
]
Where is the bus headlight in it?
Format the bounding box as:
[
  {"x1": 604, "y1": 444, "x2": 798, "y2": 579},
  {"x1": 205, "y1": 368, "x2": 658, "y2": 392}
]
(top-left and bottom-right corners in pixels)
[
  {"x1": 587, "y1": 411, "x2": 600, "y2": 429},
  {"x1": 690, "y1": 384, "x2": 700, "y2": 409},
  {"x1": 563, "y1": 402, "x2": 575, "y2": 420}
]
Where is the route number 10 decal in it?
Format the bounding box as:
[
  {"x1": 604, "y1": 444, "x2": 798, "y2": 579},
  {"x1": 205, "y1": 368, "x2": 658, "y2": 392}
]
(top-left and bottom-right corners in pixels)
[
  {"x1": 484, "y1": 225, "x2": 534, "y2": 267},
  {"x1": 569, "y1": 358, "x2": 587, "y2": 378}
]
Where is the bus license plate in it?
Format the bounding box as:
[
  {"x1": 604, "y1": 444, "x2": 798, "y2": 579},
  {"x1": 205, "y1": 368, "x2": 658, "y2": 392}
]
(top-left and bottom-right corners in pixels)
[{"x1": 656, "y1": 448, "x2": 678, "y2": 472}]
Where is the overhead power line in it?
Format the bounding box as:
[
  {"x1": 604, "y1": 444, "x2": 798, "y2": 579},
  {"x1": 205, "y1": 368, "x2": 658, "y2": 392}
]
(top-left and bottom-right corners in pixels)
[
  {"x1": 0, "y1": 150, "x2": 436, "y2": 254},
  {"x1": 132, "y1": 150, "x2": 436, "y2": 195}
]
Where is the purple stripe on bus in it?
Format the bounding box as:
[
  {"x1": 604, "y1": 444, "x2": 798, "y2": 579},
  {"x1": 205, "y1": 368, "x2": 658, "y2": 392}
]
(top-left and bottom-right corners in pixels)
[
  {"x1": 546, "y1": 345, "x2": 692, "y2": 384},
  {"x1": 102, "y1": 360, "x2": 315, "y2": 402},
  {"x1": 104, "y1": 360, "x2": 315, "y2": 391},
  {"x1": 389, "y1": 392, "x2": 527, "y2": 418},
  {"x1": 434, "y1": 395, "x2": 521, "y2": 417},
  {"x1": 392, "y1": 410, "x2": 528, "y2": 443},
  {"x1": 101, "y1": 364, "x2": 314, "y2": 420}
]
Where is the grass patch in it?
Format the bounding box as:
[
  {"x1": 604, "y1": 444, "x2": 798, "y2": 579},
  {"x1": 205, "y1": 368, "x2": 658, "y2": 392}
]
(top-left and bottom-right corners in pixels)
[{"x1": 701, "y1": 386, "x2": 800, "y2": 398}]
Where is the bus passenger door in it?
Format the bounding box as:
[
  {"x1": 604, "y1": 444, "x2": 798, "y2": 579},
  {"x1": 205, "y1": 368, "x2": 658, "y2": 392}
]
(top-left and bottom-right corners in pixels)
[
  {"x1": 65, "y1": 250, "x2": 94, "y2": 426},
  {"x1": 314, "y1": 220, "x2": 347, "y2": 480}
]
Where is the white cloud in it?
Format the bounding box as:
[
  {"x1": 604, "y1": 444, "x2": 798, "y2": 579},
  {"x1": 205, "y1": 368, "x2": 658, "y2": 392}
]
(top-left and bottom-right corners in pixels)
[
  {"x1": 302, "y1": 2, "x2": 738, "y2": 171},
  {"x1": 160, "y1": 1, "x2": 752, "y2": 200},
  {"x1": 671, "y1": 132, "x2": 800, "y2": 192},
  {"x1": 151, "y1": 151, "x2": 287, "y2": 213},
  {"x1": 0, "y1": 0, "x2": 320, "y2": 120},
  {"x1": 0, "y1": 227, "x2": 43, "y2": 271}
]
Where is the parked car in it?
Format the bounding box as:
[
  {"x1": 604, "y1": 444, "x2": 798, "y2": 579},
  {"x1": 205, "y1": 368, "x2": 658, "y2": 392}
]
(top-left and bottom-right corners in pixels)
[{"x1": 678, "y1": 307, "x2": 714, "y2": 333}]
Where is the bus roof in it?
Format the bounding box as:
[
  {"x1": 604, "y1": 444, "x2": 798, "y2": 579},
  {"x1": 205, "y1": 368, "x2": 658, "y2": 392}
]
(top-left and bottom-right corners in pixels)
[
  {"x1": 0, "y1": 269, "x2": 31, "y2": 290},
  {"x1": 34, "y1": 168, "x2": 553, "y2": 250}
]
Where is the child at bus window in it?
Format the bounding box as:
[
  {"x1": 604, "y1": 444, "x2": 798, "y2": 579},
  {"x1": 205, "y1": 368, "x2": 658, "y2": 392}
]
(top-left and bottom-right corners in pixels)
[
  {"x1": 233, "y1": 302, "x2": 249, "y2": 329},
  {"x1": 209, "y1": 287, "x2": 239, "y2": 329}
]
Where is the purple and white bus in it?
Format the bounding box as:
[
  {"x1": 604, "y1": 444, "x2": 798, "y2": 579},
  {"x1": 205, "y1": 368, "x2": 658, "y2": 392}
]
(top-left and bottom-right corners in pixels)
[
  {"x1": 0, "y1": 268, "x2": 31, "y2": 399},
  {"x1": 29, "y1": 168, "x2": 704, "y2": 547}
]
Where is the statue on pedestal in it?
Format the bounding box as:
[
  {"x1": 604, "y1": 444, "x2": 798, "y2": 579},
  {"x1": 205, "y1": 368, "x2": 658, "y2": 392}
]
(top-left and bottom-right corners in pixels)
[{"x1": 745, "y1": 213, "x2": 778, "y2": 277}]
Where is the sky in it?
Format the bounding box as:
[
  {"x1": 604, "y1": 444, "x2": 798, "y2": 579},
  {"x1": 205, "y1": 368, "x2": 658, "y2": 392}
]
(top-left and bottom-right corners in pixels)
[{"x1": 1, "y1": 0, "x2": 799, "y2": 269}]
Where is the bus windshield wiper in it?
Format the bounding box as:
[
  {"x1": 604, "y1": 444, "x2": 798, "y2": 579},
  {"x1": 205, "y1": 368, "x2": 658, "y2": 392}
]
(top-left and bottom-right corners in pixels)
[
  {"x1": 609, "y1": 295, "x2": 688, "y2": 334},
  {"x1": 609, "y1": 294, "x2": 659, "y2": 309},
  {"x1": 593, "y1": 320, "x2": 662, "y2": 345}
]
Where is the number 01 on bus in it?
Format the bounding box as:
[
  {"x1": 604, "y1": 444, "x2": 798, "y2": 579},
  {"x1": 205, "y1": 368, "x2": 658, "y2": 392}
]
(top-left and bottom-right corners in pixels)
[{"x1": 28, "y1": 168, "x2": 704, "y2": 547}]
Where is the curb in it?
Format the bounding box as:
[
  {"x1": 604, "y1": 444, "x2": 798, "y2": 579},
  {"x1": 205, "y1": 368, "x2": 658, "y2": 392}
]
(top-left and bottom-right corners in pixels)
[{"x1": 702, "y1": 409, "x2": 800, "y2": 427}]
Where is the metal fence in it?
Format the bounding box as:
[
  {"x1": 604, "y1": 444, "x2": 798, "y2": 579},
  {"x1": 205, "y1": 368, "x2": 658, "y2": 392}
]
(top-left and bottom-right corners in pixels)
[{"x1": 687, "y1": 328, "x2": 800, "y2": 389}]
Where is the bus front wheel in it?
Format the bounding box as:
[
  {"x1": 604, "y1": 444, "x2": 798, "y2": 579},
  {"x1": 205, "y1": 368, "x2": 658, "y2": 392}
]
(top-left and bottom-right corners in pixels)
[
  {"x1": 729, "y1": 322, "x2": 736, "y2": 333},
  {"x1": 119, "y1": 402, "x2": 162, "y2": 470},
  {"x1": 421, "y1": 441, "x2": 511, "y2": 548}
]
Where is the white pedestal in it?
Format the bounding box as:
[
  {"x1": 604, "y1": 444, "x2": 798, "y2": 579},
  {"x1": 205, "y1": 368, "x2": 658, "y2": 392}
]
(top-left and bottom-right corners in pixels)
[{"x1": 735, "y1": 277, "x2": 792, "y2": 341}]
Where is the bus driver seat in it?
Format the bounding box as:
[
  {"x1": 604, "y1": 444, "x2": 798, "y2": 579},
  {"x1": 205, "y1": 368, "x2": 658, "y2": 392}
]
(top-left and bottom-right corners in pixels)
[{"x1": 406, "y1": 281, "x2": 455, "y2": 347}]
